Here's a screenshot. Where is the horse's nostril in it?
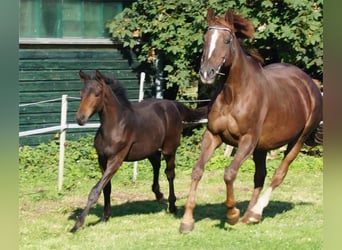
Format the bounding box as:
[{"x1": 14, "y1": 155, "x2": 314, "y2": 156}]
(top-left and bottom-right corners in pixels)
[{"x1": 76, "y1": 114, "x2": 86, "y2": 125}]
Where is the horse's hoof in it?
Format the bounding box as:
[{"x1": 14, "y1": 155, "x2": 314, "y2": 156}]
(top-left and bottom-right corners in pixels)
[
  {"x1": 169, "y1": 205, "x2": 177, "y2": 214},
  {"x1": 241, "y1": 211, "x2": 261, "y2": 224},
  {"x1": 179, "y1": 220, "x2": 195, "y2": 234},
  {"x1": 226, "y1": 207, "x2": 240, "y2": 225},
  {"x1": 156, "y1": 193, "x2": 164, "y2": 201},
  {"x1": 70, "y1": 226, "x2": 79, "y2": 233}
]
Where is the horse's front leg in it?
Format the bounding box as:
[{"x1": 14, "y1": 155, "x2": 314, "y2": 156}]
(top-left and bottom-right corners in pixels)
[
  {"x1": 97, "y1": 155, "x2": 112, "y2": 222},
  {"x1": 70, "y1": 155, "x2": 123, "y2": 233},
  {"x1": 224, "y1": 135, "x2": 257, "y2": 225},
  {"x1": 179, "y1": 129, "x2": 222, "y2": 233}
]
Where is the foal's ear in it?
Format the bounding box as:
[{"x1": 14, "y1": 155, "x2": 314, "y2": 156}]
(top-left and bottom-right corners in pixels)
[
  {"x1": 206, "y1": 8, "x2": 215, "y2": 24},
  {"x1": 79, "y1": 70, "x2": 89, "y2": 82},
  {"x1": 225, "y1": 9, "x2": 235, "y2": 25},
  {"x1": 95, "y1": 70, "x2": 105, "y2": 80},
  {"x1": 95, "y1": 70, "x2": 107, "y2": 86}
]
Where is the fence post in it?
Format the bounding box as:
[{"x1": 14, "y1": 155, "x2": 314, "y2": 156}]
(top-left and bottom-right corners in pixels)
[
  {"x1": 58, "y1": 94, "x2": 68, "y2": 191},
  {"x1": 133, "y1": 72, "x2": 145, "y2": 183}
]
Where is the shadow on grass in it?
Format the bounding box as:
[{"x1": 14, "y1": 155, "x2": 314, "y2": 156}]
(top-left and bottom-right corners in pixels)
[
  {"x1": 68, "y1": 199, "x2": 169, "y2": 227},
  {"x1": 68, "y1": 198, "x2": 311, "y2": 230}
]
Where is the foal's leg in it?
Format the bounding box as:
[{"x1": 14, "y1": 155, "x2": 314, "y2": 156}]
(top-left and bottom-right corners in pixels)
[
  {"x1": 70, "y1": 155, "x2": 124, "y2": 233},
  {"x1": 241, "y1": 150, "x2": 267, "y2": 223},
  {"x1": 98, "y1": 155, "x2": 112, "y2": 222},
  {"x1": 148, "y1": 151, "x2": 164, "y2": 201},
  {"x1": 163, "y1": 153, "x2": 177, "y2": 213},
  {"x1": 179, "y1": 129, "x2": 222, "y2": 233},
  {"x1": 249, "y1": 140, "x2": 304, "y2": 222}
]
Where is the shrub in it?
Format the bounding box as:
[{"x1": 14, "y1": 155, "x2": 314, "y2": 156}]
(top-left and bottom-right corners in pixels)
[{"x1": 106, "y1": 0, "x2": 323, "y2": 92}]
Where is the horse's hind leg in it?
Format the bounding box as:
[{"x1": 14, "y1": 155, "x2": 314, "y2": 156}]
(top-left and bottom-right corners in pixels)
[
  {"x1": 241, "y1": 150, "x2": 267, "y2": 223},
  {"x1": 249, "y1": 140, "x2": 304, "y2": 222},
  {"x1": 163, "y1": 153, "x2": 177, "y2": 213},
  {"x1": 148, "y1": 151, "x2": 164, "y2": 201}
]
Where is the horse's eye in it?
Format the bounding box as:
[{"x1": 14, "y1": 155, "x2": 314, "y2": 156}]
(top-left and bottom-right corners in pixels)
[{"x1": 224, "y1": 38, "x2": 230, "y2": 44}]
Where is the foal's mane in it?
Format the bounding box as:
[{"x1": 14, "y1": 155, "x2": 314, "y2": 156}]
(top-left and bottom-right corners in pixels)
[
  {"x1": 93, "y1": 72, "x2": 132, "y2": 108},
  {"x1": 212, "y1": 9, "x2": 264, "y2": 64}
]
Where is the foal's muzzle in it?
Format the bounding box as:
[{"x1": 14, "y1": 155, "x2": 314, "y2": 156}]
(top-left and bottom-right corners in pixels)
[{"x1": 75, "y1": 113, "x2": 87, "y2": 126}]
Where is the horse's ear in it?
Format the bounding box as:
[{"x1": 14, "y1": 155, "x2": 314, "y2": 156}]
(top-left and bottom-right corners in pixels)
[
  {"x1": 95, "y1": 70, "x2": 106, "y2": 86},
  {"x1": 95, "y1": 70, "x2": 104, "y2": 80},
  {"x1": 225, "y1": 9, "x2": 235, "y2": 25},
  {"x1": 79, "y1": 70, "x2": 89, "y2": 82},
  {"x1": 206, "y1": 8, "x2": 215, "y2": 24}
]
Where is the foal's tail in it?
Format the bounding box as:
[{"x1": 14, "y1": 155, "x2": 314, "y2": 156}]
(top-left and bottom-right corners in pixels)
[
  {"x1": 174, "y1": 101, "x2": 208, "y2": 123},
  {"x1": 305, "y1": 121, "x2": 323, "y2": 146}
]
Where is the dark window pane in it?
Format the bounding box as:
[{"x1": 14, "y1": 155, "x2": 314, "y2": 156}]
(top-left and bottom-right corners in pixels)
[
  {"x1": 41, "y1": 0, "x2": 62, "y2": 37},
  {"x1": 83, "y1": 1, "x2": 103, "y2": 38},
  {"x1": 62, "y1": 0, "x2": 82, "y2": 37},
  {"x1": 20, "y1": 0, "x2": 40, "y2": 37},
  {"x1": 19, "y1": 0, "x2": 133, "y2": 39}
]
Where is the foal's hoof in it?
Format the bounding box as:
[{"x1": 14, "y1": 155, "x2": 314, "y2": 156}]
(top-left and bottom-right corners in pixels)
[
  {"x1": 155, "y1": 193, "x2": 164, "y2": 201},
  {"x1": 179, "y1": 220, "x2": 195, "y2": 234},
  {"x1": 70, "y1": 225, "x2": 79, "y2": 233},
  {"x1": 169, "y1": 205, "x2": 177, "y2": 214},
  {"x1": 226, "y1": 207, "x2": 240, "y2": 225}
]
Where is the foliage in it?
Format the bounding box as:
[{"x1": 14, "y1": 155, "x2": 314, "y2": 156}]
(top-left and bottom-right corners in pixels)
[
  {"x1": 19, "y1": 125, "x2": 322, "y2": 201},
  {"x1": 106, "y1": 0, "x2": 323, "y2": 91}
]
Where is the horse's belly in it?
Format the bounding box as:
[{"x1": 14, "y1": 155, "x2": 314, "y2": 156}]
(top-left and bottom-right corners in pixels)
[{"x1": 258, "y1": 118, "x2": 306, "y2": 149}]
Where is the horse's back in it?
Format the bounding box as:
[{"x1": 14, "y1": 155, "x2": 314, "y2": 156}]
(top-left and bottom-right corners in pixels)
[
  {"x1": 127, "y1": 99, "x2": 183, "y2": 158},
  {"x1": 256, "y1": 63, "x2": 322, "y2": 149},
  {"x1": 264, "y1": 63, "x2": 322, "y2": 112}
]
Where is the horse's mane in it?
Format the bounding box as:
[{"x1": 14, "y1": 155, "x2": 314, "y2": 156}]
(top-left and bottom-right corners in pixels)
[
  {"x1": 92, "y1": 72, "x2": 132, "y2": 108},
  {"x1": 213, "y1": 10, "x2": 264, "y2": 64}
]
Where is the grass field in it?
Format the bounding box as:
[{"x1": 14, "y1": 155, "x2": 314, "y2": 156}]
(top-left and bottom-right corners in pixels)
[{"x1": 19, "y1": 134, "x2": 323, "y2": 249}]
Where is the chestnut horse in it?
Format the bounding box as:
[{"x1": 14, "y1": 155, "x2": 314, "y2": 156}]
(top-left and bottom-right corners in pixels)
[
  {"x1": 71, "y1": 70, "x2": 207, "y2": 232},
  {"x1": 179, "y1": 9, "x2": 322, "y2": 233}
]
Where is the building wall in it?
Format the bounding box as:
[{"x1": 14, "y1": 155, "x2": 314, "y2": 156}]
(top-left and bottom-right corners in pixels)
[{"x1": 19, "y1": 44, "x2": 153, "y2": 146}]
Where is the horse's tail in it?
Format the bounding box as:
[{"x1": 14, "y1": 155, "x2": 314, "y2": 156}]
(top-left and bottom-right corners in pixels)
[
  {"x1": 174, "y1": 101, "x2": 208, "y2": 123},
  {"x1": 305, "y1": 121, "x2": 323, "y2": 146}
]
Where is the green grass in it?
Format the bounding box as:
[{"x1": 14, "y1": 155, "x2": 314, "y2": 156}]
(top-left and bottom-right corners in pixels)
[{"x1": 19, "y1": 134, "x2": 323, "y2": 249}]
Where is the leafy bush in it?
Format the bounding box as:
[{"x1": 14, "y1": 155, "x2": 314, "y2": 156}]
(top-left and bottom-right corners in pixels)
[{"x1": 106, "y1": 0, "x2": 323, "y2": 91}]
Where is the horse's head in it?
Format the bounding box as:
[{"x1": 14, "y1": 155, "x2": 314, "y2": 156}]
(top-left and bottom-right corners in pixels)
[
  {"x1": 199, "y1": 8, "x2": 254, "y2": 84},
  {"x1": 76, "y1": 70, "x2": 106, "y2": 125}
]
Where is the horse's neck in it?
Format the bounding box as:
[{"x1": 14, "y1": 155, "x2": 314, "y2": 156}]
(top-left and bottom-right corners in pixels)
[
  {"x1": 99, "y1": 87, "x2": 130, "y2": 127},
  {"x1": 226, "y1": 41, "x2": 260, "y2": 92}
]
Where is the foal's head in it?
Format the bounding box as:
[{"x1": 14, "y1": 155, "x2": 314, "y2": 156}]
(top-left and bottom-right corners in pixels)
[
  {"x1": 76, "y1": 70, "x2": 108, "y2": 125},
  {"x1": 199, "y1": 8, "x2": 255, "y2": 84}
]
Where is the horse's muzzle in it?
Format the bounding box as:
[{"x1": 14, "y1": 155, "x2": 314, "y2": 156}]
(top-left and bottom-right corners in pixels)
[
  {"x1": 200, "y1": 67, "x2": 217, "y2": 84},
  {"x1": 75, "y1": 113, "x2": 87, "y2": 126}
]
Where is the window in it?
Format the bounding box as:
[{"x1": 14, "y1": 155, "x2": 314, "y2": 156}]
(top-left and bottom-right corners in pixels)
[{"x1": 19, "y1": 0, "x2": 132, "y2": 39}]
